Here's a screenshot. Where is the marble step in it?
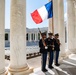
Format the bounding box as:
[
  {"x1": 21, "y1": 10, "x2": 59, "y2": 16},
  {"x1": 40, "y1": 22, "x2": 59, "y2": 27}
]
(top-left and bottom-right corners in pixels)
[
  {"x1": 30, "y1": 64, "x2": 76, "y2": 75},
  {"x1": 30, "y1": 58, "x2": 76, "y2": 75},
  {"x1": 69, "y1": 54, "x2": 76, "y2": 61},
  {"x1": 59, "y1": 67, "x2": 76, "y2": 75},
  {"x1": 29, "y1": 67, "x2": 59, "y2": 75},
  {"x1": 63, "y1": 58, "x2": 76, "y2": 66}
]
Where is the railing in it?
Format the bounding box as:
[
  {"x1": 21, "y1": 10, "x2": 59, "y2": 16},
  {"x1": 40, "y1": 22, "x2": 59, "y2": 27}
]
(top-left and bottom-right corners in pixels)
[
  {"x1": 5, "y1": 43, "x2": 68, "y2": 60},
  {"x1": 5, "y1": 46, "x2": 41, "y2": 60},
  {"x1": 26, "y1": 46, "x2": 39, "y2": 54}
]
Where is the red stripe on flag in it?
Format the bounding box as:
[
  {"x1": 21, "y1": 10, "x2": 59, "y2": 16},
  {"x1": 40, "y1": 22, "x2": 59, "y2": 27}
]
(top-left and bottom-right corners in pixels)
[{"x1": 31, "y1": 10, "x2": 43, "y2": 24}]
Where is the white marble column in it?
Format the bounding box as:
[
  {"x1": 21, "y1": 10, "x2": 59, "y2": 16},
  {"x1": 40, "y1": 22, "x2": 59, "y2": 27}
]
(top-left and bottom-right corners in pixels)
[
  {"x1": 8, "y1": 33, "x2": 10, "y2": 42},
  {"x1": 74, "y1": 0, "x2": 76, "y2": 53},
  {"x1": 28, "y1": 33, "x2": 30, "y2": 41},
  {"x1": 49, "y1": 0, "x2": 59, "y2": 33},
  {"x1": 49, "y1": 0, "x2": 65, "y2": 60},
  {"x1": 48, "y1": 19, "x2": 53, "y2": 32},
  {"x1": 58, "y1": 0, "x2": 65, "y2": 58},
  {"x1": 67, "y1": 0, "x2": 76, "y2": 54},
  {"x1": 9, "y1": 0, "x2": 33, "y2": 75},
  {"x1": 35, "y1": 33, "x2": 37, "y2": 41},
  {"x1": 0, "y1": 0, "x2": 5, "y2": 75},
  {"x1": 36, "y1": 33, "x2": 38, "y2": 41},
  {"x1": 48, "y1": 0, "x2": 53, "y2": 33},
  {"x1": 38, "y1": 33, "x2": 41, "y2": 40},
  {"x1": 29, "y1": 33, "x2": 32, "y2": 42},
  {"x1": 33, "y1": 34, "x2": 34, "y2": 41}
]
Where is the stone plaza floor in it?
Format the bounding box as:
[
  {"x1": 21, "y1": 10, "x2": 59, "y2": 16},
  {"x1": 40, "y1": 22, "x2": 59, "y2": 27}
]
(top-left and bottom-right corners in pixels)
[{"x1": 5, "y1": 54, "x2": 76, "y2": 75}]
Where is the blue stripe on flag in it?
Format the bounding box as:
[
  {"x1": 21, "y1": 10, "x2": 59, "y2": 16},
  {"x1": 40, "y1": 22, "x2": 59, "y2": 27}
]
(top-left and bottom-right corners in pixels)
[{"x1": 45, "y1": 1, "x2": 53, "y2": 18}]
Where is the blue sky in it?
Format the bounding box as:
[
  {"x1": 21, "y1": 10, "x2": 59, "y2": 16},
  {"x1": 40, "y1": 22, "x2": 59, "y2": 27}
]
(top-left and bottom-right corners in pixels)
[{"x1": 5, "y1": 0, "x2": 67, "y2": 29}]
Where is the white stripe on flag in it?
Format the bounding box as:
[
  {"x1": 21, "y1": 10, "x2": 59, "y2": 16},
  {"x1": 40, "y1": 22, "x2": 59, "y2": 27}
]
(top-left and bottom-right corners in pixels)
[{"x1": 37, "y1": 6, "x2": 48, "y2": 21}]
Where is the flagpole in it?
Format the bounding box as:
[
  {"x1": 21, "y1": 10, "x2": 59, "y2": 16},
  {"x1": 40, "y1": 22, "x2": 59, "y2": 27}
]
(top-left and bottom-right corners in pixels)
[
  {"x1": 52, "y1": 0, "x2": 54, "y2": 34},
  {"x1": 52, "y1": 17, "x2": 54, "y2": 34}
]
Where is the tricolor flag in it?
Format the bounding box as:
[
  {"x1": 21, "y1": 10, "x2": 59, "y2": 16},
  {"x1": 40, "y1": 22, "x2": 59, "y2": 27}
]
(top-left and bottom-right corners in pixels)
[{"x1": 31, "y1": 1, "x2": 53, "y2": 24}]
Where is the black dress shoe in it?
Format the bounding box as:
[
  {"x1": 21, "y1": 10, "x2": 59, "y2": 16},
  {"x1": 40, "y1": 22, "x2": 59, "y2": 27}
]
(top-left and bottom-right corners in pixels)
[
  {"x1": 55, "y1": 63, "x2": 60, "y2": 66},
  {"x1": 42, "y1": 69, "x2": 48, "y2": 72},
  {"x1": 49, "y1": 66, "x2": 54, "y2": 69}
]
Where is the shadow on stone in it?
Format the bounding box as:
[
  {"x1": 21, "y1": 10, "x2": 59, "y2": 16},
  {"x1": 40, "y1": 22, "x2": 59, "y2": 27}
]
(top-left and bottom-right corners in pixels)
[{"x1": 44, "y1": 72, "x2": 52, "y2": 75}]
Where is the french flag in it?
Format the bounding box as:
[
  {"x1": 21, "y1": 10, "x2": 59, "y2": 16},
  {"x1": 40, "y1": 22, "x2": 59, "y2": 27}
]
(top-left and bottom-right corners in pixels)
[{"x1": 31, "y1": 1, "x2": 53, "y2": 24}]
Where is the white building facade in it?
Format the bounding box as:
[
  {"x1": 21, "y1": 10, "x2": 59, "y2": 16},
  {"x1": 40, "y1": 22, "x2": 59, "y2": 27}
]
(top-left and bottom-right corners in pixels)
[{"x1": 5, "y1": 27, "x2": 48, "y2": 47}]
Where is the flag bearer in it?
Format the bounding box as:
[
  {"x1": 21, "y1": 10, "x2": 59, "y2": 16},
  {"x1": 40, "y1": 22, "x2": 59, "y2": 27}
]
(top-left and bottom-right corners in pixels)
[{"x1": 39, "y1": 32, "x2": 48, "y2": 72}]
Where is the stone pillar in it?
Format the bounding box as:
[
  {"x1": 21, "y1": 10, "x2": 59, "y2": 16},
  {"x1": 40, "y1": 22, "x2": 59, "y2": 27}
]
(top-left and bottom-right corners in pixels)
[
  {"x1": 28, "y1": 33, "x2": 30, "y2": 41},
  {"x1": 8, "y1": 33, "x2": 10, "y2": 42},
  {"x1": 36, "y1": 33, "x2": 38, "y2": 41},
  {"x1": 48, "y1": 0, "x2": 52, "y2": 33},
  {"x1": 33, "y1": 34, "x2": 34, "y2": 41},
  {"x1": 49, "y1": 0, "x2": 65, "y2": 59},
  {"x1": 74, "y1": 0, "x2": 76, "y2": 53},
  {"x1": 9, "y1": 0, "x2": 33, "y2": 75},
  {"x1": 48, "y1": 19, "x2": 53, "y2": 32},
  {"x1": 0, "y1": 0, "x2": 5, "y2": 75},
  {"x1": 49, "y1": 0, "x2": 59, "y2": 33},
  {"x1": 58, "y1": 0, "x2": 65, "y2": 58},
  {"x1": 35, "y1": 33, "x2": 37, "y2": 41},
  {"x1": 67, "y1": 0, "x2": 76, "y2": 54},
  {"x1": 29, "y1": 33, "x2": 32, "y2": 42}
]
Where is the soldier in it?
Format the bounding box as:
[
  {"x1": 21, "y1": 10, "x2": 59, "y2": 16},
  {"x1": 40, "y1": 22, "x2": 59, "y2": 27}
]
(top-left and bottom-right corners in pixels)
[
  {"x1": 53, "y1": 33, "x2": 61, "y2": 66},
  {"x1": 39, "y1": 32, "x2": 48, "y2": 72},
  {"x1": 46, "y1": 32, "x2": 54, "y2": 69}
]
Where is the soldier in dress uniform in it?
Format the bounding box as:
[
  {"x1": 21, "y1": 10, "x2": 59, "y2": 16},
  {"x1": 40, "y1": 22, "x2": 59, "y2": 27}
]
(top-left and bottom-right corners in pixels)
[
  {"x1": 39, "y1": 32, "x2": 48, "y2": 72},
  {"x1": 46, "y1": 32, "x2": 54, "y2": 69},
  {"x1": 53, "y1": 33, "x2": 61, "y2": 66}
]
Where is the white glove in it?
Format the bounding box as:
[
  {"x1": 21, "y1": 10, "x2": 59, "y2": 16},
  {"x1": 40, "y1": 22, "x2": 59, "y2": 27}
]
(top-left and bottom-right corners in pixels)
[
  {"x1": 52, "y1": 45, "x2": 55, "y2": 47},
  {"x1": 45, "y1": 46, "x2": 48, "y2": 49}
]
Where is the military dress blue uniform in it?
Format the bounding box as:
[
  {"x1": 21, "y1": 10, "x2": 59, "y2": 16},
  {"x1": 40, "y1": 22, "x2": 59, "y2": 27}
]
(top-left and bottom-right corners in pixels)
[
  {"x1": 46, "y1": 37, "x2": 54, "y2": 69},
  {"x1": 39, "y1": 38, "x2": 48, "y2": 72},
  {"x1": 53, "y1": 34, "x2": 60, "y2": 66}
]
